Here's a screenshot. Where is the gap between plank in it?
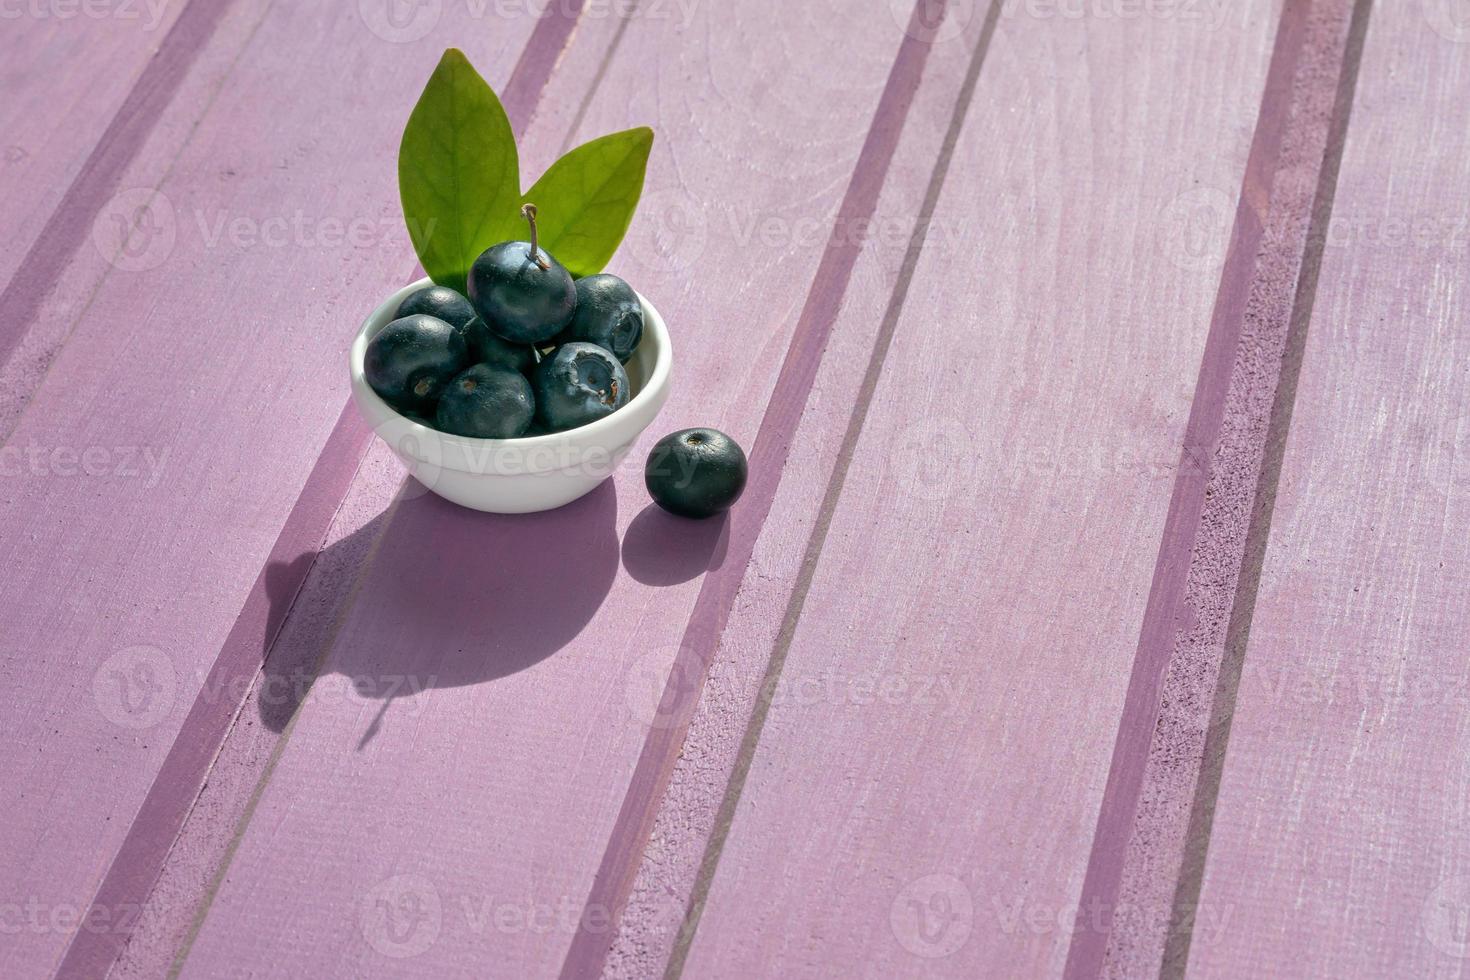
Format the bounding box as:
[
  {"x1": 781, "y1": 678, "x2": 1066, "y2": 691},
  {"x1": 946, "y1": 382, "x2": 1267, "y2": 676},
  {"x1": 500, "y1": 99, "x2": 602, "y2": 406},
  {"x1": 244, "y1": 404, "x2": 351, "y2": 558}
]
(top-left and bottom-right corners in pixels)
[
  {"x1": 52, "y1": 404, "x2": 373, "y2": 980},
  {"x1": 555, "y1": 1, "x2": 969, "y2": 977},
  {"x1": 1161, "y1": 0, "x2": 1376, "y2": 974},
  {"x1": 1061, "y1": 0, "x2": 1377, "y2": 976},
  {"x1": 51, "y1": 4, "x2": 598, "y2": 975},
  {"x1": 660, "y1": 3, "x2": 1003, "y2": 976}
]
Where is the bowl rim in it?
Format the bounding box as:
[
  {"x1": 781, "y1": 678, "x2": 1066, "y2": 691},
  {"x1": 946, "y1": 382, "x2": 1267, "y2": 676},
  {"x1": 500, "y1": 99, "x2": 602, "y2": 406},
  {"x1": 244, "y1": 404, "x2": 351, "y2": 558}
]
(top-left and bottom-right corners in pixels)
[{"x1": 350, "y1": 275, "x2": 672, "y2": 457}]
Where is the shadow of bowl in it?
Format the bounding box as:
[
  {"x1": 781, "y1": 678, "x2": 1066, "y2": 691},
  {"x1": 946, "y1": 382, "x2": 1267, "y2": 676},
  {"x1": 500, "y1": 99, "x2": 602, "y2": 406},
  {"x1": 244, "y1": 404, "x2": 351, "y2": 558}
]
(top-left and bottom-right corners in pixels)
[{"x1": 257, "y1": 480, "x2": 621, "y2": 733}]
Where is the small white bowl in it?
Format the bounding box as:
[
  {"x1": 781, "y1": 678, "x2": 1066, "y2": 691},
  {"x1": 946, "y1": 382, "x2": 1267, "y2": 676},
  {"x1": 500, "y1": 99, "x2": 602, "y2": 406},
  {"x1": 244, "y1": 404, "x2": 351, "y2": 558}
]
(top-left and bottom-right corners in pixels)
[{"x1": 349, "y1": 275, "x2": 672, "y2": 513}]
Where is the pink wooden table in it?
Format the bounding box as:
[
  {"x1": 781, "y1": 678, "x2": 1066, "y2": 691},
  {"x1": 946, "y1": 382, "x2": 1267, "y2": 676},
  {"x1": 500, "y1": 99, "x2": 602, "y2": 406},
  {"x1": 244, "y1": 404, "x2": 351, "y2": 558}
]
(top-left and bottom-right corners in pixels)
[{"x1": 3, "y1": 0, "x2": 1466, "y2": 977}]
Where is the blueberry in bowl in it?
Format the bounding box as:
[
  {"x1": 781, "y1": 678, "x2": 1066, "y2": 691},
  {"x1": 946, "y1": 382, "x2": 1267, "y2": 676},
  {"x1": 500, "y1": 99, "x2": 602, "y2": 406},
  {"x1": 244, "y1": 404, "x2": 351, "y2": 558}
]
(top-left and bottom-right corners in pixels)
[
  {"x1": 350, "y1": 276, "x2": 671, "y2": 513},
  {"x1": 467, "y1": 205, "x2": 577, "y2": 346},
  {"x1": 435, "y1": 363, "x2": 535, "y2": 439},
  {"x1": 397, "y1": 284, "x2": 535, "y2": 374},
  {"x1": 363, "y1": 313, "x2": 468, "y2": 413},
  {"x1": 557, "y1": 273, "x2": 644, "y2": 363},
  {"x1": 532, "y1": 341, "x2": 630, "y2": 433},
  {"x1": 396, "y1": 283, "x2": 477, "y2": 330}
]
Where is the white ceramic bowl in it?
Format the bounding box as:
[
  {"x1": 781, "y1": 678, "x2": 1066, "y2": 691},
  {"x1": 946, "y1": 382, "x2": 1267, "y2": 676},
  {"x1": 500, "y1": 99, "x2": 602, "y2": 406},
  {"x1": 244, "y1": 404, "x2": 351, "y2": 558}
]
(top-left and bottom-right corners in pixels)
[{"x1": 350, "y1": 276, "x2": 672, "y2": 513}]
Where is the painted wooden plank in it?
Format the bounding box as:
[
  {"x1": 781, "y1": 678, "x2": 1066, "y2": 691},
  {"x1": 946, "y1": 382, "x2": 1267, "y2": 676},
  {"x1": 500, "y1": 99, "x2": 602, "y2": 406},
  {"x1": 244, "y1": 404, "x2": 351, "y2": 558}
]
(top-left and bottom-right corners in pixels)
[
  {"x1": 0, "y1": 7, "x2": 549, "y2": 976},
  {"x1": 0, "y1": 0, "x2": 187, "y2": 287},
  {"x1": 1071, "y1": 1, "x2": 1372, "y2": 976},
  {"x1": 604, "y1": 6, "x2": 1009, "y2": 975},
  {"x1": 0, "y1": 0, "x2": 250, "y2": 438},
  {"x1": 109, "y1": 439, "x2": 410, "y2": 980},
  {"x1": 171, "y1": 3, "x2": 977, "y2": 978},
  {"x1": 665, "y1": 4, "x2": 1289, "y2": 978},
  {"x1": 1189, "y1": 3, "x2": 1470, "y2": 976}
]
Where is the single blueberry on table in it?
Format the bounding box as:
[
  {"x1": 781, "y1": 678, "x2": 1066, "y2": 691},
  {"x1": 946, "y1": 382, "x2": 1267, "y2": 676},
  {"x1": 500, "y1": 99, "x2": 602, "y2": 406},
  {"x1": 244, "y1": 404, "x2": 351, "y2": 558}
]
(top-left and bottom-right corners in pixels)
[
  {"x1": 532, "y1": 341, "x2": 630, "y2": 432},
  {"x1": 467, "y1": 204, "x2": 577, "y2": 345},
  {"x1": 434, "y1": 363, "x2": 535, "y2": 439},
  {"x1": 557, "y1": 273, "x2": 643, "y2": 363},
  {"x1": 364, "y1": 313, "x2": 468, "y2": 413},
  {"x1": 645, "y1": 428, "x2": 748, "y2": 519}
]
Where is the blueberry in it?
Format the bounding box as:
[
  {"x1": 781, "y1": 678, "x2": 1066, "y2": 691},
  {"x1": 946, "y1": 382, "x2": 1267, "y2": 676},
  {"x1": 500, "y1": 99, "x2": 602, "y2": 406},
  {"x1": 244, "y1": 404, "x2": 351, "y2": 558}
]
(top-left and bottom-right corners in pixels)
[
  {"x1": 434, "y1": 363, "x2": 535, "y2": 439},
  {"x1": 532, "y1": 342, "x2": 630, "y2": 432},
  {"x1": 396, "y1": 284, "x2": 477, "y2": 331},
  {"x1": 645, "y1": 428, "x2": 748, "y2": 519},
  {"x1": 557, "y1": 274, "x2": 643, "y2": 362},
  {"x1": 396, "y1": 284, "x2": 536, "y2": 374},
  {"x1": 364, "y1": 314, "x2": 468, "y2": 413},
  {"x1": 467, "y1": 204, "x2": 577, "y2": 345}
]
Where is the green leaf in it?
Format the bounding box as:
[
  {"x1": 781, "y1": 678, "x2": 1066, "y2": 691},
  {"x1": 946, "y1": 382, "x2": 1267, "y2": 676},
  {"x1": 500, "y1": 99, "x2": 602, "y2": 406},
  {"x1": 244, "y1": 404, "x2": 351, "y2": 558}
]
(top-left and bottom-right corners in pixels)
[
  {"x1": 521, "y1": 127, "x2": 654, "y2": 277},
  {"x1": 399, "y1": 49, "x2": 521, "y2": 290}
]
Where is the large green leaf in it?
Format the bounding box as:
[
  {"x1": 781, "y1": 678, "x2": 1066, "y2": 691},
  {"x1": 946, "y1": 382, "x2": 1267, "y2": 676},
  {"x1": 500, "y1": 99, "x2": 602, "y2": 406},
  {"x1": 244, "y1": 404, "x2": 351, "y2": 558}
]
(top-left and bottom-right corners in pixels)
[
  {"x1": 521, "y1": 127, "x2": 654, "y2": 277},
  {"x1": 398, "y1": 49, "x2": 521, "y2": 290}
]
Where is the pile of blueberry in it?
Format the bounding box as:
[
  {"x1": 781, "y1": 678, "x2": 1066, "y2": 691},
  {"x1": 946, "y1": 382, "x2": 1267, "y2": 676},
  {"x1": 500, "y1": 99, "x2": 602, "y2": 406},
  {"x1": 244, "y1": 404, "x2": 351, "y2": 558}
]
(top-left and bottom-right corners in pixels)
[{"x1": 365, "y1": 204, "x2": 644, "y2": 439}]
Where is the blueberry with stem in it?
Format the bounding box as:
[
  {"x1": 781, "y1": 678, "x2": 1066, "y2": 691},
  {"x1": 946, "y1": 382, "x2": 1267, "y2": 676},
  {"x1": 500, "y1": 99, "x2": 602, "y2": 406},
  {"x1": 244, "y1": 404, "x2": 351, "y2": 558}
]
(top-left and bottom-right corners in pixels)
[{"x1": 467, "y1": 203, "x2": 577, "y2": 346}]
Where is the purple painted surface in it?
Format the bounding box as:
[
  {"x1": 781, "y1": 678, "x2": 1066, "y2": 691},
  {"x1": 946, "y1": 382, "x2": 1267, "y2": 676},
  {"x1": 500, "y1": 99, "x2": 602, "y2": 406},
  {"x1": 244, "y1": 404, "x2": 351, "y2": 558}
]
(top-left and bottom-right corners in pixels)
[
  {"x1": 4, "y1": 0, "x2": 1464, "y2": 976},
  {"x1": 672, "y1": 5, "x2": 1281, "y2": 977},
  {"x1": 1066, "y1": 1, "x2": 1370, "y2": 976},
  {"x1": 0, "y1": 5, "x2": 545, "y2": 977},
  {"x1": 1191, "y1": 2, "x2": 1470, "y2": 975},
  {"x1": 560, "y1": 3, "x2": 951, "y2": 976},
  {"x1": 52, "y1": 404, "x2": 373, "y2": 979},
  {"x1": 172, "y1": 3, "x2": 932, "y2": 977},
  {"x1": 0, "y1": 0, "x2": 190, "y2": 305},
  {"x1": 602, "y1": 6, "x2": 1005, "y2": 973}
]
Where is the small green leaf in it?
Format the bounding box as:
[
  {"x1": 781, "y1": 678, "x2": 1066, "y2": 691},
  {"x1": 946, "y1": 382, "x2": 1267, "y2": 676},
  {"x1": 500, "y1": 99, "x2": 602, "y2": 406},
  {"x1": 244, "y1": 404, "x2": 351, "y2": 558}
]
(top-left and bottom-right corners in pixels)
[
  {"x1": 521, "y1": 127, "x2": 654, "y2": 277},
  {"x1": 399, "y1": 49, "x2": 521, "y2": 290}
]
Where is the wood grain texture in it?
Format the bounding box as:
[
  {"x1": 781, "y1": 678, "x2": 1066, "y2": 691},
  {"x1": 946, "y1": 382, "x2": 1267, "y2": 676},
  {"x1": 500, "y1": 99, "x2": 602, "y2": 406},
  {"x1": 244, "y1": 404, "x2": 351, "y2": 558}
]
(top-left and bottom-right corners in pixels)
[
  {"x1": 1068, "y1": 1, "x2": 1371, "y2": 976},
  {"x1": 604, "y1": 4, "x2": 1004, "y2": 975},
  {"x1": 1190, "y1": 3, "x2": 1470, "y2": 976},
  {"x1": 172, "y1": 3, "x2": 937, "y2": 977},
  {"x1": 561, "y1": 3, "x2": 964, "y2": 977},
  {"x1": 0, "y1": 0, "x2": 188, "y2": 288},
  {"x1": 107, "y1": 439, "x2": 408, "y2": 980},
  {"x1": 668, "y1": 4, "x2": 1283, "y2": 977},
  {"x1": 0, "y1": 0, "x2": 255, "y2": 438},
  {"x1": 0, "y1": 6, "x2": 543, "y2": 976}
]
